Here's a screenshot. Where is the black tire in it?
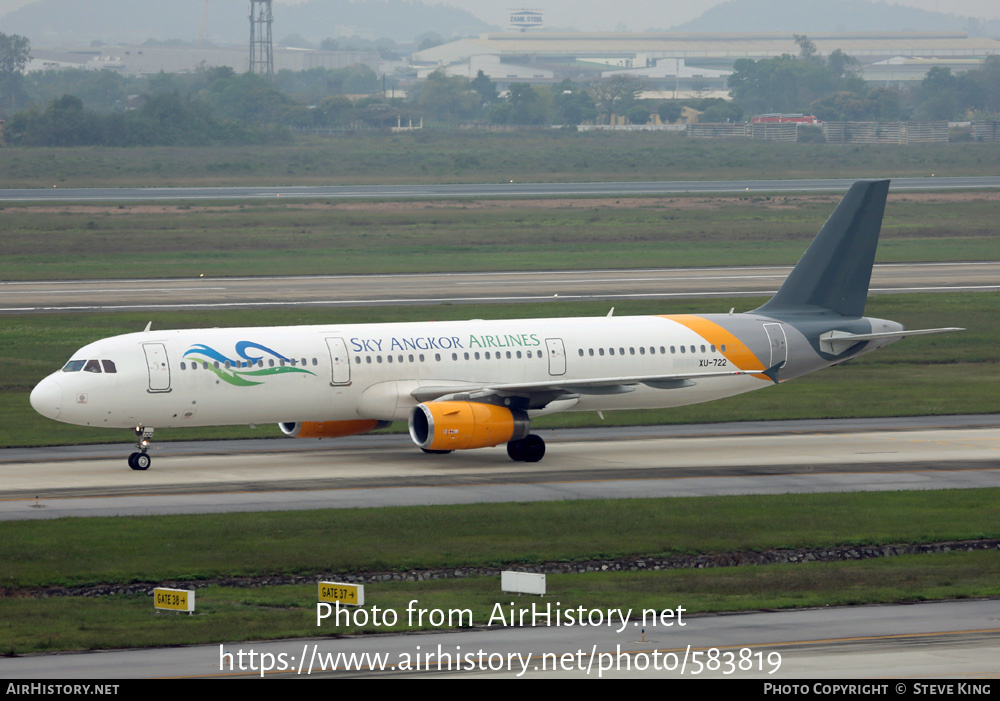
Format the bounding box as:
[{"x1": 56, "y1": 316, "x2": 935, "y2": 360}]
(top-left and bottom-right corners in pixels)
[
  {"x1": 507, "y1": 439, "x2": 525, "y2": 462},
  {"x1": 521, "y1": 434, "x2": 545, "y2": 463},
  {"x1": 127, "y1": 452, "x2": 137, "y2": 469},
  {"x1": 133, "y1": 453, "x2": 151, "y2": 471}
]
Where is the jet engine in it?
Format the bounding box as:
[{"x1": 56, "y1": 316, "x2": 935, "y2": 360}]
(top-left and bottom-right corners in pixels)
[
  {"x1": 408, "y1": 401, "x2": 529, "y2": 452},
  {"x1": 279, "y1": 420, "x2": 390, "y2": 439}
]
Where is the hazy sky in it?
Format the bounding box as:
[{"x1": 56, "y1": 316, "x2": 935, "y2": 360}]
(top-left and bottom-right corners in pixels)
[{"x1": 1, "y1": 0, "x2": 999, "y2": 31}]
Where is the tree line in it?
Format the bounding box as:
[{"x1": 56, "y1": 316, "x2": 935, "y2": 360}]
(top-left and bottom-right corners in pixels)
[
  {"x1": 3, "y1": 30, "x2": 1000, "y2": 147},
  {"x1": 729, "y1": 35, "x2": 1000, "y2": 122}
]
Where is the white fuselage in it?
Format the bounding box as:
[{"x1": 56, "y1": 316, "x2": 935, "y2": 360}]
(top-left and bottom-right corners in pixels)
[{"x1": 31, "y1": 313, "x2": 800, "y2": 430}]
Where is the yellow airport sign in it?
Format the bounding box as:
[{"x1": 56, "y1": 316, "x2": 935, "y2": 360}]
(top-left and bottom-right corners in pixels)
[
  {"x1": 154, "y1": 587, "x2": 195, "y2": 613},
  {"x1": 318, "y1": 581, "x2": 364, "y2": 606}
]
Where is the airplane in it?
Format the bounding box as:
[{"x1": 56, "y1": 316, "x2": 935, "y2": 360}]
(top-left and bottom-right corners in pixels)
[{"x1": 30, "y1": 180, "x2": 961, "y2": 470}]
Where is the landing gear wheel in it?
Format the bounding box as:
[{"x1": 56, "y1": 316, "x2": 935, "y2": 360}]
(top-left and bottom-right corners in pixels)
[
  {"x1": 129, "y1": 425, "x2": 155, "y2": 470},
  {"x1": 507, "y1": 440, "x2": 524, "y2": 462},
  {"x1": 520, "y1": 434, "x2": 545, "y2": 463},
  {"x1": 507, "y1": 434, "x2": 545, "y2": 463},
  {"x1": 421, "y1": 448, "x2": 453, "y2": 455},
  {"x1": 127, "y1": 452, "x2": 150, "y2": 470}
]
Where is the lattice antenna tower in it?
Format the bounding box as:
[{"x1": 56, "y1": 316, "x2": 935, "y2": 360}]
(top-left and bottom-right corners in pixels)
[{"x1": 248, "y1": 0, "x2": 274, "y2": 80}]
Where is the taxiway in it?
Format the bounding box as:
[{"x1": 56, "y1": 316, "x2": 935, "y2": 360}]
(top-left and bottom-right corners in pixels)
[
  {"x1": 2, "y1": 176, "x2": 999, "y2": 202},
  {"x1": 2, "y1": 416, "x2": 997, "y2": 520},
  {"x1": 3, "y1": 261, "x2": 998, "y2": 313}
]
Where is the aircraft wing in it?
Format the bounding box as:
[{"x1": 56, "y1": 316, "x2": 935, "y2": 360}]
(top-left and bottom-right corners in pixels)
[{"x1": 410, "y1": 368, "x2": 767, "y2": 407}]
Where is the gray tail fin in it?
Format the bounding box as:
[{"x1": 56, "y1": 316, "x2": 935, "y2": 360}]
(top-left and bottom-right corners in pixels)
[{"x1": 754, "y1": 180, "x2": 889, "y2": 318}]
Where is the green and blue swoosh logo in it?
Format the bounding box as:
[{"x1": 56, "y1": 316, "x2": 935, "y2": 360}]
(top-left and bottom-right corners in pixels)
[{"x1": 183, "y1": 341, "x2": 316, "y2": 386}]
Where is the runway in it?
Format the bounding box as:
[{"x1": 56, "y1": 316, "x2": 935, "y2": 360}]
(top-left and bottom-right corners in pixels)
[
  {"x1": 3, "y1": 261, "x2": 998, "y2": 313},
  {"x1": 1, "y1": 176, "x2": 999, "y2": 202},
  {"x1": 2, "y1": 417, "x2": 997, "y2": 520}
]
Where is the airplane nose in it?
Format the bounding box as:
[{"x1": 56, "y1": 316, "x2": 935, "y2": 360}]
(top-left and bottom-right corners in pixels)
[{"x1": 30, "y1": 376, "x2": 62, "y2": 420}]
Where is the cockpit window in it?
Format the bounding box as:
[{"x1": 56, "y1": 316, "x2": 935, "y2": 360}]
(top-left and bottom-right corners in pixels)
[{"x1": 62, "y1": 359, "x2": 116, "y2": 373}]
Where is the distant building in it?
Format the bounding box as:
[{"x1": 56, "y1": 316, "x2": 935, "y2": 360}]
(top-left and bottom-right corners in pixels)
[
  {"x1": 602, "y1": 58, "x2": 730, "y2": 95},
  {"x1": 752, "y1": 114, "x2": 821, "y2": 124},
  {"x1": 26, "y1": 45, "x2": 380, "y2": 77},
  {"x1": 863, "y1": 56, "x2": 992, "y2": 87},
  {"x1": 412, "y1": 31, "x2": 1000, "y2": 87},
  {"x1": 417, "y1": 54, "x2": 554, "y2": 87},
  {"x1": 415, "y1": 31, "x2": 1000, "y2": 66}
]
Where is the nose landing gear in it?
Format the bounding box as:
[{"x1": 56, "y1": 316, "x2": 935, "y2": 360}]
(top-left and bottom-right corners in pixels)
[{"x1": 127, "y1": 425, "x2": 155, "y2": 470}]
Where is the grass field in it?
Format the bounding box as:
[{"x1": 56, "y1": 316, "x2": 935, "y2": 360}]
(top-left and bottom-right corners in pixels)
[
  {"x1": 7, "y1": 490, "x2": 997, "y2": 588},
  {"x1": 3, "y1": 133, "x2": 1000, "y2": 188},
  {"x1": 2, "y1": 490, "x2": 998, "y2": 653},
  {"x1": 2, "y1": 191, "x2": 998, "y2": 280}
]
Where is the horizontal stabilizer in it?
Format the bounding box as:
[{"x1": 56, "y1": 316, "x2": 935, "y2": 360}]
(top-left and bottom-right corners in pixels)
[{"x1": 819, "y1": 327, "x2": 964, "y2": 355}]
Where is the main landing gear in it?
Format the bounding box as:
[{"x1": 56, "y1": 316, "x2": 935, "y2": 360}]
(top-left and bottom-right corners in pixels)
[
  {"x1": 127, "y1": 425, "x2": 154, "y2": 470},
  {"x1": 507, "y1": 434, "x2": 545, "y2": 463}
]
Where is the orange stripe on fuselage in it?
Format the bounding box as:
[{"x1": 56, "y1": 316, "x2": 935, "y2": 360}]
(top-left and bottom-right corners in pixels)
[{"x1": 660, "y1": 314, "x2": 770, "y2": 381}]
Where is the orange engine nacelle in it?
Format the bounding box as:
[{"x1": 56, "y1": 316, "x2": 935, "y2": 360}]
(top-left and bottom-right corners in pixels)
[
  {"x1": 279, "y1": 420, "x2": 390, "y2": 439},
  {"x1": 408, "y1": 401, "x2": 529, "y2": 451}
]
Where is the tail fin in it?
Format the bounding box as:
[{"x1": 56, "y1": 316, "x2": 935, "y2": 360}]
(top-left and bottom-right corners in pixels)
[{"x1": 754, "y1": 180, "x2": 890, "y2": 318}]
